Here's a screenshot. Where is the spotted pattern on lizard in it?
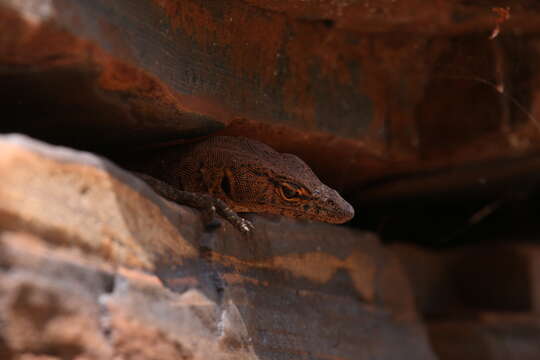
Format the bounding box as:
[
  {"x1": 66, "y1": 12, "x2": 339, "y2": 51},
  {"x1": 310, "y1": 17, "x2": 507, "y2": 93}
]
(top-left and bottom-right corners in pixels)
[{"x1": 137, "y1": 136, "x2": 354, "y2": 232}]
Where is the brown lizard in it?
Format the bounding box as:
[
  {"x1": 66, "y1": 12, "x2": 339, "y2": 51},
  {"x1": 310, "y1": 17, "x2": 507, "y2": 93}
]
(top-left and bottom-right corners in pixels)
[{"x1": 133, "y1": 136, "x2": 354, "y2": 233}]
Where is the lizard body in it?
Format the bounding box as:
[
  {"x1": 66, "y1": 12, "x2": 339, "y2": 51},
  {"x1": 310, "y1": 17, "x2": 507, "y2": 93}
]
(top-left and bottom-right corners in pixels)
[{"x1": 135, "y1": 136, "x2": 354, "y2": 232}]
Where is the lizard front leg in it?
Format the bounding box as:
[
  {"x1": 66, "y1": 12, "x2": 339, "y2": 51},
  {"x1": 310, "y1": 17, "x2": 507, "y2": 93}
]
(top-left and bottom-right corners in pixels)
[{"x1": 134, "y1": 172, "x2": 254, "y2": 234}]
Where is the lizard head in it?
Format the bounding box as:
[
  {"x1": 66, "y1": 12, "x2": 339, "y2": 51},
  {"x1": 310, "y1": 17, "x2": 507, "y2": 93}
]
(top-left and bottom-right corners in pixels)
[
  {"x1": 219, "y1": 143, "x2": 355, "y2": 224},
  {"x1": 263, "y1": 154, "x2": 355, "y2": 224},
  {"x1": 192, "y1": 136, "x2": 354, "y2": 224},
  {"x1": 267, "y1": 178, "x2": 355, "y2": 224}
]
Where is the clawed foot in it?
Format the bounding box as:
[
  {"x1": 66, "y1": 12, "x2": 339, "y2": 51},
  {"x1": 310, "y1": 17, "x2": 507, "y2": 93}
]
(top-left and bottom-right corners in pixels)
[
  {"x1": 238, "y1": 217, "x2": 255, "y2": 234},
  {"x1": 135, "y1": 172, "x2": 254, "y2": 235},
  {"x1": 184, "y1": 193, "x2": 254, "y2": 234}
]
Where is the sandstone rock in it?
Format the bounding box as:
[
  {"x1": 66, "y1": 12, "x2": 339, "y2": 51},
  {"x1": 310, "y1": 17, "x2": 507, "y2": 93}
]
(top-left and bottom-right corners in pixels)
[
  {"x1": 3, "y1": 1, "x2": 540, "y2": 204},
  {"x1": 0, "y1": 231, "x2": 253, "y2": 360},
  {"x1": 3, "y1": 1, "x2": 540, "y2": 358},
  {"x1": 429, "y1": 314, "x2": 540, "y2": 360},
  {"x1": 0, "y1": 134, "x2": 436, "y2": 359},
  {"x1": 392, "y1": 243, "x2": 540, "y2": 317}
]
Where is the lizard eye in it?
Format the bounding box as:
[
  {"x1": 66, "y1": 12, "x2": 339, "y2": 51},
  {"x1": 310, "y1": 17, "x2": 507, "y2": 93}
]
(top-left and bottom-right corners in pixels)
[{"x1": 279, "y1": 185, "x2": 300, "y2": 201}]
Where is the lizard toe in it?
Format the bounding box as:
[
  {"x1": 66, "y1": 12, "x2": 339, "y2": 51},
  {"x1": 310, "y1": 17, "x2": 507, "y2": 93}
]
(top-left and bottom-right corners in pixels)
[
  {"x1": 211, "y1": 198, "x2": 255, "y2": 234},
  {"x1": 238, "y1": 218, "x2": 255, "y2": 234}
]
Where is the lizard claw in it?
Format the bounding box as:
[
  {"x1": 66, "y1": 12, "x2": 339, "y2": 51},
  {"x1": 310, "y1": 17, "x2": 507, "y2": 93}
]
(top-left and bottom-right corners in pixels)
[
  {"x1": 204, "y1": 210, "x2": 253, "y2": 235},
  {"x1": 211, "y1": 198, "x2": 254, "y2": 235},
  {"x1": 135, "y1": 172, "x2": 254, "y2": 235},
  {"x1": 237, "y1": 217, "x2": 255, "y2": 234}
]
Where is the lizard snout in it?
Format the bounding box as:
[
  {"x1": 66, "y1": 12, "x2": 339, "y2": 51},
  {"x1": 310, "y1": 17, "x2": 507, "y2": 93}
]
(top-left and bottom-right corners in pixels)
[{"x1": 319, "y1": 187, "x2": 355, "y2": 224}]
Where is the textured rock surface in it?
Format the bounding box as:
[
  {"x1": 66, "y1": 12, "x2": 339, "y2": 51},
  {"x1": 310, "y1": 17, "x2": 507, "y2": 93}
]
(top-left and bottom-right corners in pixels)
[
  {"x1": 2, "y1": 0, "x2": 540, "y2": 204},
  {"x1": 392, "y1": 243, "x2": 540, "y2": 316},
  {"x1": 0, "y1": 134, "x2": 437, "y2": 359},
  {"x1": 0, "y1": 231, "x2": 252, "y2": 360},
  {"x1": 429, "y1": 314, "x2": 540, "y2": 360},
  {"x1": 392, "y1": 244, "x2": 540, "y2": 360},
  {"x1": 0, "y1": 0, "x2": 225, "y2": 148},
  {"x1": 3, "y1": 1, "x2": 540, "y2": 358}
]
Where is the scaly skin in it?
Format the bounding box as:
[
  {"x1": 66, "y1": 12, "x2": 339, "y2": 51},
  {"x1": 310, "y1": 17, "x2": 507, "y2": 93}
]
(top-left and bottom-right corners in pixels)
[{"x1": 137, "y1": 136, "x2": 354, "y2": 232}]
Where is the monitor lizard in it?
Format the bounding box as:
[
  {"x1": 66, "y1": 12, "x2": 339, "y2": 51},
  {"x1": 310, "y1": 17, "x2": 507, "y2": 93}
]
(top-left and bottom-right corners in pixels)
[{"x1": 133, "y1": 136, "x2": 354, "y2": 234}]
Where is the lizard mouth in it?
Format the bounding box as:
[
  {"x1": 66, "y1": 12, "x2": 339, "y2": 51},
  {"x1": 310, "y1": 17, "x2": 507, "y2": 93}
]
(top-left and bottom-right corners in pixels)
[
  {"x1": 269, "y1": 198, "x2": 355, "y2": 224},
  {"x1": 325, "y1": 201, "x2": 355, "y2": 224},
  {"x1": 232, "y1": 201, "x2": 354, "y2": 224},
  {"x1": 307, "y1": 188, "x2": 355, "y2": 224},
  {"x1": 313, "y1": 200, "x2": 355, "y2": 224},
  {"x1": 227, "y1": 189, "x2": 354, "y2": 224}
]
